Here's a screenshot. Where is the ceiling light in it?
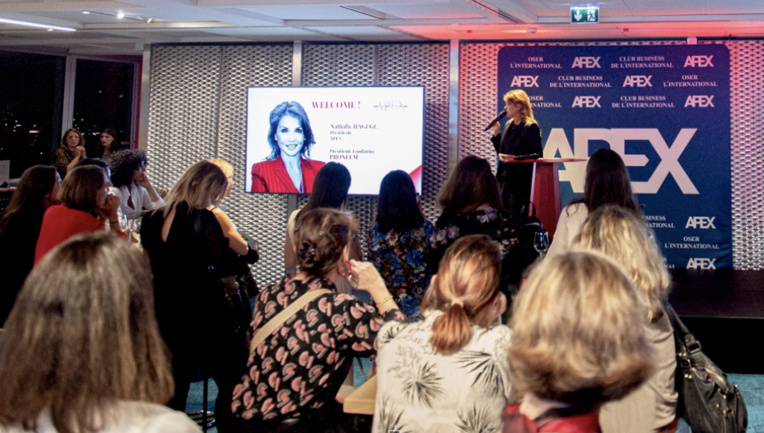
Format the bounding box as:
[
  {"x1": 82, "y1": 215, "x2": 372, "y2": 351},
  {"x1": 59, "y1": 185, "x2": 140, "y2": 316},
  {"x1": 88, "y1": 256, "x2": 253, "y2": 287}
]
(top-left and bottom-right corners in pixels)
[
  {"x1": 116, "y1": 11, "x2": 125, "y2": 19},
  {"x1": 0, "y1": 18, "x2": 76, "y2": 32}
]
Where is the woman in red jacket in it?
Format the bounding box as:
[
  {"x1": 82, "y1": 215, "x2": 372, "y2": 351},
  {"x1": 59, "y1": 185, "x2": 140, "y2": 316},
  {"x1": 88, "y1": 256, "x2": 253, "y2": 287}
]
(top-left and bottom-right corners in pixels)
[{"x1": 250, "y1": 101, "x2": 325, "y2": 194}]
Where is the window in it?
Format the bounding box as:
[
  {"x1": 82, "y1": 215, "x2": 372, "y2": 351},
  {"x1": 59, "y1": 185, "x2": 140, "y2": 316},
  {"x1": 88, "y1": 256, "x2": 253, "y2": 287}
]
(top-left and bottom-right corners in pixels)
[
  {"x1": 0, "y1": 51, "x2": 64, "y2": 179},
  {"x1": 73, "y1": 59, "x2": 135, "y2": 158}
]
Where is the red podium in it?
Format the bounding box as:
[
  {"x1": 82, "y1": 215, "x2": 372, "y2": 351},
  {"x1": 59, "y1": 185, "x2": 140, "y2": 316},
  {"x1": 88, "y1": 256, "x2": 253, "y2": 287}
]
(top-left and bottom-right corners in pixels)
[{"x1": 500, "y1": 156, "x2": 587, "y2": 239}]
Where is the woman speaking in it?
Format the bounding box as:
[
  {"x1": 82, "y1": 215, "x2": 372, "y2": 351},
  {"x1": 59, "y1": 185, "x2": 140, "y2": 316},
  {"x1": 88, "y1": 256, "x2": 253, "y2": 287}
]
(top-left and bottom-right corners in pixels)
[
  {"x1": 490, "y1": 89, "x2": 542, "y2": 216},
  {"x1": 250, "y1": 101, "x2": 325, "y2": 193}
]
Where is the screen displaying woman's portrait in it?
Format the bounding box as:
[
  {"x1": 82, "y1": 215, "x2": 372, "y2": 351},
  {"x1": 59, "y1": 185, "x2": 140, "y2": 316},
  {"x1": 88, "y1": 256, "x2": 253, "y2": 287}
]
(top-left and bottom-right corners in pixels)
[{"x1": 250, "y1": 101, "x2": 325, "y2": 194}]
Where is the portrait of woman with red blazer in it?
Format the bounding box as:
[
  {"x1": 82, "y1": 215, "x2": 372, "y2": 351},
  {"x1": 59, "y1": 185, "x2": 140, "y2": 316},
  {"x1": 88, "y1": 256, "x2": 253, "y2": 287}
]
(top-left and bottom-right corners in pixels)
[{"x1": 250, "y1": 101, "x2": 325, "y2": 194}]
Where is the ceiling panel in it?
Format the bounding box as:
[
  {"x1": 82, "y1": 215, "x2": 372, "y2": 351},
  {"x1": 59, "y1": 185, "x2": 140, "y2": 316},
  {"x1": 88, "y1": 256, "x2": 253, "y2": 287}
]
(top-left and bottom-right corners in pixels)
[{"x1": 0, "y1": 0, "x2": 762, "y2": 55}]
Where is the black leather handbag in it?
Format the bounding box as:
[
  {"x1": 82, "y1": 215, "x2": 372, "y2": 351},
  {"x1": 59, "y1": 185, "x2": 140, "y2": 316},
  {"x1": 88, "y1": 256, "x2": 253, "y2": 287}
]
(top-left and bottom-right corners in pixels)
[{"x1": 664, "y1": 303, "x2": 747, "y2": 433}]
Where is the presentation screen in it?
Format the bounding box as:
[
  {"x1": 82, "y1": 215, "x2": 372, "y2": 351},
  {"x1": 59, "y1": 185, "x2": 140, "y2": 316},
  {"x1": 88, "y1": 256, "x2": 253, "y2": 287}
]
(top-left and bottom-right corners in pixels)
[{"x1": 245, "y1": 86, "x2": 425, "y2": 196}]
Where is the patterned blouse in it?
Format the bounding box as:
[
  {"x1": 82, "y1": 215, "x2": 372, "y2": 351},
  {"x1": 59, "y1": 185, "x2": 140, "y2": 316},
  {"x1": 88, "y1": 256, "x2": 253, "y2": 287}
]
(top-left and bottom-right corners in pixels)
[
  {"x1": 367, "y1": 221, "x2": 435, "y2": 317},
  {"x1": 430, "y1": 206, "x2": 523, "y2": 286},
  {"x1": 373, "y1": 311, "x2": 513, "y2": 433},
  {"x1": 231, "y1": 276, "x2": 404, "y2": 423}
]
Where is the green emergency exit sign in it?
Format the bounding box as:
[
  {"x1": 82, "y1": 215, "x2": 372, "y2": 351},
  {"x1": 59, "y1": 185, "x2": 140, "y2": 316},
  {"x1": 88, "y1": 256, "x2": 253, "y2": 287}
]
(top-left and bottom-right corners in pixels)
[{"x1": 571, "y1": 5, "x2": 599, "y2": 24}]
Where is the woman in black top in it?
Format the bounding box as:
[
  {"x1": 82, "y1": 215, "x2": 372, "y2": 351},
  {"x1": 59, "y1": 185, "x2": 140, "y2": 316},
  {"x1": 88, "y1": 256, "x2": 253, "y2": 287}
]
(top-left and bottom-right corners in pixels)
[
  {"x1": 141, "y1": 160, "x2": 247, "y2": 433},
  {"x1": 490, "y1": 89, "x2": 542, "y2": 216},
  {"x1": 0, "y1": 165, "x2": 60, "y2": 326},
  {"x1": 430, "y1": 156, "x2": 523, "y2": 292}
]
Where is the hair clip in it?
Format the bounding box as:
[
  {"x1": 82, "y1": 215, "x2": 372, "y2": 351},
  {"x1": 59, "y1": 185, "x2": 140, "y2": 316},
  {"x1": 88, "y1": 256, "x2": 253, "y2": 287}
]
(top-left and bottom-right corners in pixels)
[{"x1": 297, "y1": 247, "x2": 316, "y2": 259}]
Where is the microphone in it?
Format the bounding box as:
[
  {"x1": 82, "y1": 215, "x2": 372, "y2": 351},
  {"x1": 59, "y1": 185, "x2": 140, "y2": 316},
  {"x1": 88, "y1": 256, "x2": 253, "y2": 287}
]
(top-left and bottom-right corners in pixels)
[{"x1": 484, "y1": 110, "x2": 507, "y2": 132}]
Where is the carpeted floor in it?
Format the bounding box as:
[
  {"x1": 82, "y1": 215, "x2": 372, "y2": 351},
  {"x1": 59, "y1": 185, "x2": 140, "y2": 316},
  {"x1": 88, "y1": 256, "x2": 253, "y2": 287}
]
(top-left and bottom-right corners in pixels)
[
  {"x1": 730, "y1": 373, "x2": 764, "y2": 433},
  {"x1": 187, "y1": 370, "x2": 762, "y2": 433}
]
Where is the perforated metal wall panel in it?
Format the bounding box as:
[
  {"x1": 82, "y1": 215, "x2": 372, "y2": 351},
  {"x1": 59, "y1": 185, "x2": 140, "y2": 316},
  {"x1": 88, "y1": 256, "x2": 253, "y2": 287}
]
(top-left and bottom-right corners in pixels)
[
  {"x1": 216, "y1": 44, "x2": 294, "y2": 284},
  {"x1": 301, "y1": 43, "x2": 451, "y2": 251},
  {"x1": 727, "y1": 42, "x2": 764, "y2": 269},
  {"x1": 459, "y1": 40, "x2": 764, "y2": 269},
  {"x1": 147, "y1": 45, "x2": 221, "y2": 189},
  {"x1": 147, "y1": 41, "x2": 761, "y2": 272},
  {"x1": 146, "y1": 42, "x2": 451, "y2": 285}
]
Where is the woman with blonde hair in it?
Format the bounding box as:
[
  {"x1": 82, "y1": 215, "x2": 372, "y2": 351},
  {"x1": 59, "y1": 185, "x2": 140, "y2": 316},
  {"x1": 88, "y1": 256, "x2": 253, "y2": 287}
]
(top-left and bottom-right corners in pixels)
[
  {"x1": 503, "y1": 250, "x2": 653, "y2": 433},
  {"x1": 489, "y1": 88, "x2": 542, "y2": 215},
  {"x1": 374, "y1": 235, "x2": 511, "y2": 433},
  {"x1": 0, "y1": 232, "x2": 200, "y2": 433},
  {"x1": 573, "y1": 205, "x2": 677, "y2": 433},
  {"x1": 140, "y1": 160, "x2": 247, "y2": 432},
  {"x1": 208, "y1": 158, "x2": 255, "y2": 257}
]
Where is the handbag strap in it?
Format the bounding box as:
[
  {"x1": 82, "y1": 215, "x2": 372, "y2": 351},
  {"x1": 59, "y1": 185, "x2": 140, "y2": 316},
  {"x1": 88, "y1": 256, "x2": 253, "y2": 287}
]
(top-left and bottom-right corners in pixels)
[
  {"x1": 663, "y1": 301, "x2": 690, "y2": 336},
  {"x1": 663, "y1": 301, "x2": 702, "y2": 353},
  {"x1": 249, "y1": 288, "x2": 332, "y2": 353}
]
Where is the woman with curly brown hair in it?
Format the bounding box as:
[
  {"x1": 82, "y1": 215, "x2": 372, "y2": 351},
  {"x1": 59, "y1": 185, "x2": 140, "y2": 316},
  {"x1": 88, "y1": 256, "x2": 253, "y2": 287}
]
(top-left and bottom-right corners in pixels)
[
  {"x1": 109, "y1": 149, "x2": 164, "y2": 220},
  {"x1": 232, "y1": 208, "x2": 402, "y2": 433}
]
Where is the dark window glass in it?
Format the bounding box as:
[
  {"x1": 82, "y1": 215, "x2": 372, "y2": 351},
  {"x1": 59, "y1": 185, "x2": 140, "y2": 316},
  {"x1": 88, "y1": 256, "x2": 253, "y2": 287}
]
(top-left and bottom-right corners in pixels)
[
  {"x1": 73, "y1": 59, "x2": 135, "y2": 158},
  {"x1": 0, "y1": 51, "x2": 64, "y2": 179}
]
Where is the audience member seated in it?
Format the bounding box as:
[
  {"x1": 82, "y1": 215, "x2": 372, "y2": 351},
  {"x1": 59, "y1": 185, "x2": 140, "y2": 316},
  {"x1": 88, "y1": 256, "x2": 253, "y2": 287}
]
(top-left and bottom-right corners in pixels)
[
  {"x1": 0, "y1": 232, "x2": 201, "y2": 433},
  {"x1": 53, "y1": 128, "x2": 86, "y2": 177},
  {"x1": 373, "y1": 235, "x2": 511, "y2": 433},
  {"x1": 503, "y1": 250, "x2": 653, "y2": 433},
  {"x1": 0, "y1": 165, "x2": 60, "y2": 326},
  {"x1": 368, "y1": 170, "x2": 434, "y2": 316},
  {"x1": 547, "y1": 148, "x2": 641, "y2": 257},
  {"x1": 430, "y1": 155, "x2": 523, "y2": 291},
  {"x1": 109, "y1": 149, "x2": 164, "y2": 220},
  {"x1": 140, "y1": 161, "x2": 247, "y2": 433},
  {"x1": 96, "y1": 127, "x2": 126, "y2": 159},
  {"x1": 573, "y1": 206, "x2": 678, "y2": 433},
  {"x1": 34, "y1": 165, "x2": 123, "y2": 264},
  {"x1": 75, "y1": 157, "x2": 130, "y2": 231},
  {"x1": 284, "y1": 162, "x2": 361, "y2": 294},
  {"x1": 232, "y1": 208, "x2": 404, "y2": 432}
]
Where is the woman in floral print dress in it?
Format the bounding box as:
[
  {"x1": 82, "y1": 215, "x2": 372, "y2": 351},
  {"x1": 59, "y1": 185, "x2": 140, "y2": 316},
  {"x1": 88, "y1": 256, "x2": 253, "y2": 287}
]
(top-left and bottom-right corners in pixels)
[
  {"x1": 231, "y1": 208, "x2": 403, "y2": 432},
  {"x1": 368, "y1": 170, "x2": 434, "y2": 317}
]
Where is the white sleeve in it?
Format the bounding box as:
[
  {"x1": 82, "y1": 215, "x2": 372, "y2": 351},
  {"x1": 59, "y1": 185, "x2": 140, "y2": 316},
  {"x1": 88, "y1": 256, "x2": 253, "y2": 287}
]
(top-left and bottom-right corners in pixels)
[
  {"x1": 139, "y1": 185, "x2": 164, "y2": 211},
  {"x1": 546, "y1": 204, "x2": 587, "y2": 258},
  {"x1": 140, "y1": 411, "x2": 202, "y2": 433}
]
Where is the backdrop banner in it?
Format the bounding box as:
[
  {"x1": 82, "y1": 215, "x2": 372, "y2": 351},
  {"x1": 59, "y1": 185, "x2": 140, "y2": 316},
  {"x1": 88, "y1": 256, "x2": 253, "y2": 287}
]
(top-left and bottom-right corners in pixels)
[{"x1": 497, "y1": 45, "x2": 731, "y2": 269}]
